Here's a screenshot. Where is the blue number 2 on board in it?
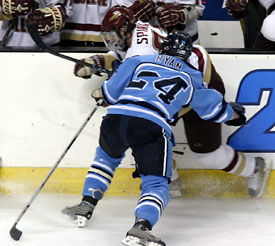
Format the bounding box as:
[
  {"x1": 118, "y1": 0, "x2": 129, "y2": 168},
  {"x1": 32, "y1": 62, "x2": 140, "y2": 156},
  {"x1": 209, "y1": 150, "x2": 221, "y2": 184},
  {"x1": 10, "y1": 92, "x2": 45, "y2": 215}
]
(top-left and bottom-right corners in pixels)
[{"x1": 227, "y1": 69, "x2": 275, "y2": 152}]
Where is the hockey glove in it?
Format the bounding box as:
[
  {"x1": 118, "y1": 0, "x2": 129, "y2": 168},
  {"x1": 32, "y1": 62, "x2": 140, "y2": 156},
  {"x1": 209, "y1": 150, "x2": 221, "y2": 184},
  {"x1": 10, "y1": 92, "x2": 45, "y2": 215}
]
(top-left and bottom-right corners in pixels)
[
  {"x1": 1, "y1": 0, "x2": 34, "y2": 16},
  {"x1": 26, "y1": 5, "x2": 67, "y2": 36},
  {"x1": 226, "y1": 0, "x2": 248, "y2": 19},
  {"x1": 108, "y1": 59, "x2": 121, "y2": 78},
  {"x1": 225, "y1": 102, "x2": 246, "y2": 126},
  {"x1": 129, "y1": 0, "x2": 155, "y2": 22},
  {"x1": 91, "y1": 88, "x2": 108, "y2": 107},
  {"x1": 156, "y1": 4, "x2": 187, "y2": 29},
  {"x1": 74, "y1": 54, "x2": 117, "y2": 79}
]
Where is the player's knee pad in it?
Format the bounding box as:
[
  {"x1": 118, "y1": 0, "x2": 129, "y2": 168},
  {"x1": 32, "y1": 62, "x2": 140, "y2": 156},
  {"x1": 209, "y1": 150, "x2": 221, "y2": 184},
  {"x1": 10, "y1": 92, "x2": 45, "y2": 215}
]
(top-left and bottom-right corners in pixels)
[
  {"x1": 82, "y1": 146, "x2": 124, "y2": 198},
  {"x1": 94, "y1": 146, "x2": 124, "y2": 170},
  {"x1": 193, "y1": 144, "x2": 235, "y2": 169},
  {"x1": 261, "y1": 10, "x2": 275, "y2": 42}
]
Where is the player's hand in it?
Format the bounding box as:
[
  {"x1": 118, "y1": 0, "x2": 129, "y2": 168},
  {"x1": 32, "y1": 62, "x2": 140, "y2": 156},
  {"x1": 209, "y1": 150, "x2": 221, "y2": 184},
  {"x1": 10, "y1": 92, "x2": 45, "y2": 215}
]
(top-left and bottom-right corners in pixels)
[
  {"x1": 91, "y1": 89, "x2": 108, "y2": 107},
  {"x1": 156, "y1": 4, "x2": 187, "y2": 28},
  {"x1": 225, "y1": 102, "x2": 246, "y2": 126},
  {"x1": 26, "y1": 5, "x2": 67, "y2": 36},
  {"x1": 74, "y1": 54, "x2": 117, "y2": 79},
  {"x1": 129, "y1": 0, "x2": 155, "y2": 22},
  {"x1": 1, "y1": 0, "x2": 34, "y2": 16},
  {"x1": 226, "y1": 0, "x2": 248, "y2": 19}
]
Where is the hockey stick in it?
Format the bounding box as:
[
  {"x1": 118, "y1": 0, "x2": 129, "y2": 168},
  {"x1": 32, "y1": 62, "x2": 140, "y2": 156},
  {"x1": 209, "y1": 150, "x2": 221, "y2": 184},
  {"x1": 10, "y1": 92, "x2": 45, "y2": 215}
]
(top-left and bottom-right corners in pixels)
[
  {"x1": 10, "y1": 103, "x2": 100, "y2": 241},
  {"x1": 0, "y1": 18, "x2": 16, "y2": 46},
  {"x1": 26, "y1": 22, "x2": 112, "y2": 76}
]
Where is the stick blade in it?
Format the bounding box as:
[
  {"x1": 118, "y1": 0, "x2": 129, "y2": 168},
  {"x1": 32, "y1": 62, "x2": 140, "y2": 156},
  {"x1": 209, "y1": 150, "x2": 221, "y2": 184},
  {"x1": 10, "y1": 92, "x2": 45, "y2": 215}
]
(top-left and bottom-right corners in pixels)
[{"x1": 10, "y1": 225, "x2": 22, "y2": 241}]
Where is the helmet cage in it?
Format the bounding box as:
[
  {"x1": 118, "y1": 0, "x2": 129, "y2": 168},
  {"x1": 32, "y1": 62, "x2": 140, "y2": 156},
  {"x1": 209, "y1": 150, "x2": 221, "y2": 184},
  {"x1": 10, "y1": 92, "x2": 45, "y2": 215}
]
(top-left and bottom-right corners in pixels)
[
  {"x1": 161, "y1": 31, "x2": 192, "y2": 61},
  {"x1": 102, "y1": 30, "x2": 125, "y2": 52}
]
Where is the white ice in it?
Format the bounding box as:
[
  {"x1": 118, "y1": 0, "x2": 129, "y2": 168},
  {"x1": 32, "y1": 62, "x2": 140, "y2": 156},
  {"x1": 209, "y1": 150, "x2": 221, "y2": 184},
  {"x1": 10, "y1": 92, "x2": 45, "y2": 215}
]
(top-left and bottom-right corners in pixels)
[{"x1": 1, "y1": 194, "x2": 275, "y2": 246}]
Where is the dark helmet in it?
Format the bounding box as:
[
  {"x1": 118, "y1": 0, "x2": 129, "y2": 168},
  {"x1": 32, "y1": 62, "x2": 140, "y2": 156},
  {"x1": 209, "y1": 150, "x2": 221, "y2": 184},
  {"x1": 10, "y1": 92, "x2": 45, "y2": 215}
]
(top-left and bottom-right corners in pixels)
[
  {"x1": 161, "y1": 31, "x2": 192, "y2": 61},
  {"x1": 101, "y1": 6, "x2": 136, "y2": 51}
]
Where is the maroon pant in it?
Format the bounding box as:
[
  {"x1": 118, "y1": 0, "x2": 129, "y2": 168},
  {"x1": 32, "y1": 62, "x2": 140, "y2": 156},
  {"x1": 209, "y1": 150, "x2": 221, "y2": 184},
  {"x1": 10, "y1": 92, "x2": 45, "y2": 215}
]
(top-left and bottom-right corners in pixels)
[{"x1": 181, "y1": 64, "x2": 226, "y2": 153}]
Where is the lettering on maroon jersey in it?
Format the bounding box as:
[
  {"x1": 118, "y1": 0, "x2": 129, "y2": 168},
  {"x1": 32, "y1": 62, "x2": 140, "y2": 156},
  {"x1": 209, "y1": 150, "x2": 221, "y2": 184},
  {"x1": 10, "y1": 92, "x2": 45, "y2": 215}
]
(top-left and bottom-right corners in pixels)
[{"x1": 136, "y1": 22, "x2": 149, "y2": 44}]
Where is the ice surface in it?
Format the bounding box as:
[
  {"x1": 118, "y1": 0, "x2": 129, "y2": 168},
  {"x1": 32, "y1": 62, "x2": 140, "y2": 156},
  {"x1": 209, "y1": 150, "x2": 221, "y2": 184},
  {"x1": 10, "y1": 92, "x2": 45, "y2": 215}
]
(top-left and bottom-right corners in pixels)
[{"x1": 1, "y1": 194, "x2": 275, "y2": 246}]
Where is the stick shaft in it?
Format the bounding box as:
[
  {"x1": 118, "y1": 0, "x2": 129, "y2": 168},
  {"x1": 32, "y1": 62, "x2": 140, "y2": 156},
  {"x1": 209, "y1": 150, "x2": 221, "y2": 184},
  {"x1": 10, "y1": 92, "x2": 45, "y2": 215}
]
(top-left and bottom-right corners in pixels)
[
  {"x1": 1, "y1": 19, "x2": 16, "y2": 46},
  {"x1": 10, "y1": 105, "x2": 99, "y2": 229},
  {"x1": 26, "y1": 23, "x2": 112, "y2": 76}
]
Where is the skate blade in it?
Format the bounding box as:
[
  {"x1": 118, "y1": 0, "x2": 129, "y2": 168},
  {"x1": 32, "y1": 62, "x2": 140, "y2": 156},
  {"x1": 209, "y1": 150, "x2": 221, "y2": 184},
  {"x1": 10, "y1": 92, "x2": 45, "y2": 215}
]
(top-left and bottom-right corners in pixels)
[
  {"x1": 121, "y1": 235, "x2": 163, "y2": 246},
  {"x1": 254, "y1": 160, "x2": 272, "y2": 199},
  {"x1": 61, "y1": 209, "x2": 87, "y2": 228},
  {"x1": 121, "y1": 235, "x2": 145, "y2": 246},
  {"x1": 76, "y1": 215, "x2": 87, "y2": 228}
]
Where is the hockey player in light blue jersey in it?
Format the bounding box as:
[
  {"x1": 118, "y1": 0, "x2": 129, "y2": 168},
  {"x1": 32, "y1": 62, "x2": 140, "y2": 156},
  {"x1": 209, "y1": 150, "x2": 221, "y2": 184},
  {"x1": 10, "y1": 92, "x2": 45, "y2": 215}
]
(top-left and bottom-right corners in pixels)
[
  {"x1": 102, "y1": 54, "x2": 236, "y2": 135},
  {"x1": 62, "y1": 32, "x2": 246, "y2": 246}
]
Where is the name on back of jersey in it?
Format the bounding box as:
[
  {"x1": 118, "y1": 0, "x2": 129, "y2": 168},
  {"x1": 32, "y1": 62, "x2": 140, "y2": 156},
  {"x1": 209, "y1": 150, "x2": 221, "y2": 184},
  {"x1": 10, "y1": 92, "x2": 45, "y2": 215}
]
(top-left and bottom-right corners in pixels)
[{"x1": 155, "y1": 55, "x2": 183, "y2": 71}]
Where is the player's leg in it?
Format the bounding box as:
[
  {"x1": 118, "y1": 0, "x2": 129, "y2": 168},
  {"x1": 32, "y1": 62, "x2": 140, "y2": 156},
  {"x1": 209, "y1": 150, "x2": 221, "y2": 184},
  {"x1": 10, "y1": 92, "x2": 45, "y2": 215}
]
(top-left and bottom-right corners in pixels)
[
  {"x1": 62, "y1": 114, "x2": 127, "y2": 226},
  {"x1": 183, "y1": 111, "x2": 271, "y2": 198},
  {"x1": 122, "y1": 175, "x2": 168, "y2": 246},
  {"x1": 122, "y1": 118, "x2": 172, "y2": 246}
]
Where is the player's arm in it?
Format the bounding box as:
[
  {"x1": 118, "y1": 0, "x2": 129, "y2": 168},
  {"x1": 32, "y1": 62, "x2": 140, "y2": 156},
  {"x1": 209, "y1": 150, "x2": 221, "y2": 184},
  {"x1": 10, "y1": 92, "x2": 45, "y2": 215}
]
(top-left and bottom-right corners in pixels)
[
  {"x1": 193, "y1": 0, "x2": 205, "y2": 19},
  {"x1": 189, "y1": 88, "x2": 246, "y2": 126},
  {"x1": 254, "y1": 12, "x2": 275, "y2": 50},
  {"x1": 191, "y1": 44, "x2": 212, "y2": 83},
  {"x1": 176, "y1": 45, "x2": 213, "y2": 118},
  {"x1": 100, "y1": 57, "x2": 138, "y2": 105},
  {"x1": 74, "y1": 53, "x2": 119, "y2": 79}
]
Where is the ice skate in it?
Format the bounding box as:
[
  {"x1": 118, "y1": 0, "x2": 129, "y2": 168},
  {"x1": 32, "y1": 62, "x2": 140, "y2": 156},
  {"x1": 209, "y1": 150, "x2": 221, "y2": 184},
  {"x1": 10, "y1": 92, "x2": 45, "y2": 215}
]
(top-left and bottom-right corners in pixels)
[
  {"x1": 121, "y1": 224, "x2": 166, "y2": 246},
  {"x1": 247, "y1": 157, "x2": 271, "y2": 198},
  {"x1": 61, "y1": 201, "x2": 94, "y2": 227}
]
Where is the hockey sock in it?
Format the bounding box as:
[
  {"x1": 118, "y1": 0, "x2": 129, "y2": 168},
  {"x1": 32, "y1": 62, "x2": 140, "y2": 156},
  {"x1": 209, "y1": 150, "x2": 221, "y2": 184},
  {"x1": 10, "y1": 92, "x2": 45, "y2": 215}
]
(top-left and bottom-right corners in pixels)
[{"x1": 82, "y1": 196, "x2": 98, "y2": 206}]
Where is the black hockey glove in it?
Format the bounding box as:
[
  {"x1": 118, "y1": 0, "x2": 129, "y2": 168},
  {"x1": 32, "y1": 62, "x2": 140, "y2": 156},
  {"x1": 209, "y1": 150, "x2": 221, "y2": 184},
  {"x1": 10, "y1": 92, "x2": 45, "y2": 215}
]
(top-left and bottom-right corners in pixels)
[
  {"x1": 108, "y1": 59, "x2": 121, "y2": 78},
  {"x1": 225, "y1": 102, "x2": 246, "y2": 126}
]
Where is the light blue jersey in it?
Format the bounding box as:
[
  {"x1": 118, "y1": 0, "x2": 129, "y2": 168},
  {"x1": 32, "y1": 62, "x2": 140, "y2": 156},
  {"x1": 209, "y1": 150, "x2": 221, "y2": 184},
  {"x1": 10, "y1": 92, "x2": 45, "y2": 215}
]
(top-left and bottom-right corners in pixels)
[{"x1": 102, "y1": 54, "x2": 234, "y2": 135}]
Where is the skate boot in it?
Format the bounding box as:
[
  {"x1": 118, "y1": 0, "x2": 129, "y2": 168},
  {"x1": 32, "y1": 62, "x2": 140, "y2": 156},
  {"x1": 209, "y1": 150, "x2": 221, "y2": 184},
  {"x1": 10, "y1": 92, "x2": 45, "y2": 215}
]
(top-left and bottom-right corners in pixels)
[
  {"x1": 121, "y1": 220, "x2": 166, "y2": 246},
  {"x1": 247, "y1": 157, "x2": 271, "y2": 198},
  {"x1": 61, "y1": 201, "x2": 94, "y2": 227}
]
